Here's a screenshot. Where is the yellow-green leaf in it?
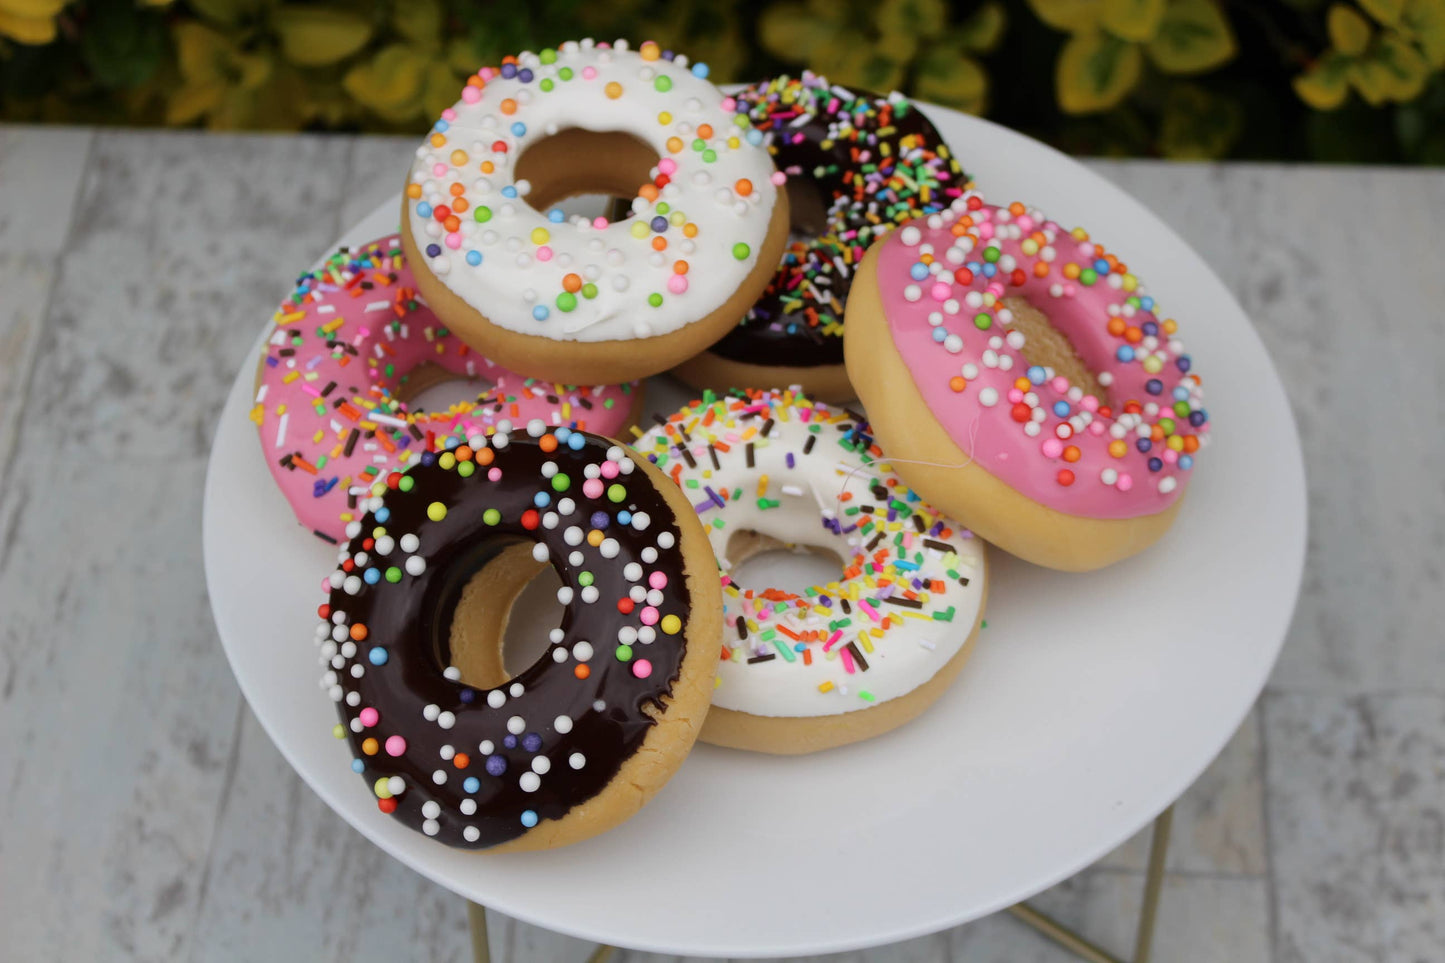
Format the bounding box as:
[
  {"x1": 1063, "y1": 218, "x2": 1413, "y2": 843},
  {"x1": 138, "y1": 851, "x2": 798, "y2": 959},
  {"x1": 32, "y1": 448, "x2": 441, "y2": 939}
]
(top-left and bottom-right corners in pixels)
[
  {"x1": 759, "y1": 1, "x2": 838, "y2": 61},
  {"x1": 1057, "y1": 28, "x2": 1142, "y2": 112},
  {"x1": 174, "y1": 22, "x2": 233, "y2": 83},
  {"x1": 187, "y1": 0, "x2": 265, "y2": 28},
  {"x1": 876, "y1": 0, "x2": 947, "y2": 35},
  {"x1": 393, "y1": 0, "x2": 442, "y2": 47},
  {"x1": 1293, "y1": 51, "x2": 1352, "y2": 108},
  {"x1": 422, "y1": 62, "x2": 462, "y2": 120},
  {"x1": 1402, "y1": 0, "x2": 1445, "y2": 66},
  {"x1": 812, "y1": 32, "x2": 906, "y2": 92},
  {"x1": 0, "y1": 10, "x2": 58, "y2": 44},
  {"x1": 272, "y1": 7, "x2": 372, "y2": 67},
  {"x1": 1145, "y1": 0, "x2": 1237, "y2": 73},
  {"x1": 914, "y1": 49, "x2": 988, "y2": 114},
  {"x1": 1327, "y1": 2, "x2": 1373, "y2": 53},
  {"x1": 343, "y1": 44, "x2": 428, "y2": 121},
  {"x1": 1101, "y1": 0, "x2": 1165, "y2": 41},
  {"x1": 954, "y1": 2, "x2": 1008, "y2": 53},
  {"x1": 1027, "y1": 0, "x2": 1102, "y2": 31},
  {"x1": 165, "y1": 82, "x2": 223, "y2": 124},
  {"x1": 1348, "y1": 31, "x2": 1430, "y2": 101},
  {"x1": 1357, "y1": 0, "x2": 1406, "y2": 23},
  {"x1": 1159, "y1": 82, "x2": 1242, "y2": 157}
]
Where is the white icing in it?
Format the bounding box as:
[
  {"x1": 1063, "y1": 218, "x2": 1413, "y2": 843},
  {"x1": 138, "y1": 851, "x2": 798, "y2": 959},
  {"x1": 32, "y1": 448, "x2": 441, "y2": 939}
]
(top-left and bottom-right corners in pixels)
[
  {"x1": 405, "y1": 38, "x2": 779, "y2": 343},
  {"x1": 635, "y1": 395, "x2": 987, "y2": 718}
]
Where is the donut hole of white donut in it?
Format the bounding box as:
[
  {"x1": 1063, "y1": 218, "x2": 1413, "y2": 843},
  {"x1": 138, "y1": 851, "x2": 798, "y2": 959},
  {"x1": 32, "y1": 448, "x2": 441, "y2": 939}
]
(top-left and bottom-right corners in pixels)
[
  {"x1": 512, "y1": 127, "x2": 660, "y2": 222},
  {"x1": 721, "y1": 529, "x2": 846, "y2": 599}
]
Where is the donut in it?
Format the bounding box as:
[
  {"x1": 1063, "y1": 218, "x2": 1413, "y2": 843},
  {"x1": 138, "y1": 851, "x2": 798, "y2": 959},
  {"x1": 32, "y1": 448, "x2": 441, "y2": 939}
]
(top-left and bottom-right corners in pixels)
[
  {"x1": 632, "y1": 388, "x2": 988, "y2": 754},
  {"x1": 672, "y1": 73, "x2": 966, "y2": 402},
  {"x1": 400, "y1": 38, "x2": 790, "y2": 385},
  {"x1": 845, "y1": 196, "x2": 1210, "y2": 571},
  {"x1": 253, "y1": 233, "x2": 640, "y2": 542},
  {"x1": 316, "y1": 420, "x2": 721, "y2": 850}
]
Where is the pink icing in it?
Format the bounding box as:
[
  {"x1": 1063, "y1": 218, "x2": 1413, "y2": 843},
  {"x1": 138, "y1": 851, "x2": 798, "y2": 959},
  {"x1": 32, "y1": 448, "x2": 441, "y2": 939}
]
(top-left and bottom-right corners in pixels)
[
  {"x1": 254, "y1": 233, "x2": 636, "y2": 541},
  {"x1": 874, "y1": 198, "x2": 1208, "y2": 520}
]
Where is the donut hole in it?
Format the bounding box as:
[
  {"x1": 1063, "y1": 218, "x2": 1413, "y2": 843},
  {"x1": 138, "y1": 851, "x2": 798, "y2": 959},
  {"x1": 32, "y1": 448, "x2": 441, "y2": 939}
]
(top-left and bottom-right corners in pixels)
[
  {"x1": 784, "y1": 177, "x2": 830, "y2": 239},
  {"x1": 436, "y1": 540, "x2": 553, "y2": 691},
  {"x1": 513, "y1": 128, "x2": 660, "y2": 217},
  {"x1": 724, "y1": 529, "x2": 845, "y2": 599},
  {"x1": 1000, "y1": 296, "x2": 1111, "y2": 404},
  {"x1": 404, "y1": 372, "x2": 497, "y2": 416}
]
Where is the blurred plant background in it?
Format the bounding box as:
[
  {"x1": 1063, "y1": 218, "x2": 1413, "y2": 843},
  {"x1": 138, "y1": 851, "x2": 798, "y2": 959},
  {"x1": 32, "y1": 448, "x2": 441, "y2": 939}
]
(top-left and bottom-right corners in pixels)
[{"x1": 1, "y1": 0, "x2": 1443, "y2": 162}]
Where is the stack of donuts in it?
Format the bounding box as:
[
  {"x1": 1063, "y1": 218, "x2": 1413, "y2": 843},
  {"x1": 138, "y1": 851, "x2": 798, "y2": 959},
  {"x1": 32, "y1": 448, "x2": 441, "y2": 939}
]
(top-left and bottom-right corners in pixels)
[{"x1": 251, "y1": 40, "x2": 1210, "y2": 851}]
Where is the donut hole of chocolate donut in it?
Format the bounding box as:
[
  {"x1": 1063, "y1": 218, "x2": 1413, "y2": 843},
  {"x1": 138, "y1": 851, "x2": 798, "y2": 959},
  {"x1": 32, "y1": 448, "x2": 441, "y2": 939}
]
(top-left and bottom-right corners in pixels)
[
  {"x1": 783, "y1": 176, "x2": 831, "y2": 242},
  {"x1": 431, "y1": 538, "x2": 556, "y2": 691},
  {"x1": 999, "y1": 296, "x2": 1111, "y2": 405},
  {"x1": 512, "y1": 128, "x2": 660, "y2": 222},
  {"x1": 723, "y1": 529, "x2": 845, "y2": 599}
]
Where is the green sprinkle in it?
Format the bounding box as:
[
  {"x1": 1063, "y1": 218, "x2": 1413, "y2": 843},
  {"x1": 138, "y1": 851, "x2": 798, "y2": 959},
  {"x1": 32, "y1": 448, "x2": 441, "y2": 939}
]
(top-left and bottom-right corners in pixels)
[
  {"x1": 648, "y1": 292, "x2": 663, "y2": 307},
  {"x1": 551, "y1": 473, "x2": 570, "y2": 492},
  {"x1": 482, "y1": 508, "x2": 500, "y2": 525},
  {"x1": 1080, "y1": 268, "x2": 1098, "y2": 286},
  {"x1": 615, "y1": 644, "x2": 633, "y2": 662},
  {"x1": 773, "y1": 639, "x2": 796, "y2": 662},
  {"x1": 582, "y1": 283, "x2": 598, "y2": 299},
  {"x1": 540, "y1": 78, "x2": 554, "y2": 92},
  {"x1": 540, "y1": 48, "x2": 557, "y2": 64},
  {"x1": 1174, "y1": 401, "x2": 1191, "y2": 417},
  {"x1": 556, "y1": 292, "x2": 577, "y2": 312},
  {"x1": 578, "y1": 571, "x2": 594, "y2": 587},
  {"x1": 559, "y1": 66, "x2": 573, "y2": 80},
  {"x1": 607, "y1": 483, "x2": 626, "y2": 502},
  {"x1": 385, "y1": 567, "x2": 402, "y2": 583},
  {"x1": 974, "y1": 312, "x2": 992, "y2": 330},
  {"x1": 702, "y1": 149, "x2": 717, "y2": 162},
  {"x1": 654, "y1": 75, "x2": 672, "y2": 92},
  {"x1": 457, "y1": 461, "x2": 475, "y2": 478},
  {"x1": 474, "y1": 206, "x2": 492, "y2": 223},
  {"x1": 983, "y1": 246, "x2": 1001, "y2": 263},
  {"x1": 858, "y1": 691, "x2": 876, "y2": 702},
  {"x1": 731, "y1": 242, "x2": 750, "y2": 260},
  {"x1": 398, "y1": 475, "x2": 414, "y2": 492},
  {"x1": 757, "y1": 497, "x2": 780, "y2": 509}
]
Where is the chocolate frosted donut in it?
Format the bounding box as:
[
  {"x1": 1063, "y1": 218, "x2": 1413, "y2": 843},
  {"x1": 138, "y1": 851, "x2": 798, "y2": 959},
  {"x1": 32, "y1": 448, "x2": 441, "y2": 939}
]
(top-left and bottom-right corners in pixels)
[
  {"x1": 673, "y1": 72, "x2": 967, "y2": 401},
  {"x1": 316, "y1": 419, "x2": 720, "y2": 850}
]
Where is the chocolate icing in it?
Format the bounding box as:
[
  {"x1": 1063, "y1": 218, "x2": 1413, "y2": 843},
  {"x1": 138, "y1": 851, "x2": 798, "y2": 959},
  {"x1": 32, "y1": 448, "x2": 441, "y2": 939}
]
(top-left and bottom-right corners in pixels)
[
  {"x1": 708, "y1": 78, "x2": 966, "y2": 369},
  {"x1": 322, "y1": 428, "x2": 692, "y2": 849}
]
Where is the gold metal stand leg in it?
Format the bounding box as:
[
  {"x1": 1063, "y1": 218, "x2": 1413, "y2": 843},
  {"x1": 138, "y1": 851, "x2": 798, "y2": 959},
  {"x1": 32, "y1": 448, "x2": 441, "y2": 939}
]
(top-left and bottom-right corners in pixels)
[
  {"x1": 467, "y1": 901, "x2": 618, "y2": 963},
  {"x1": 1005, "y1": 805, "x2": 1174, "y2": 963}
]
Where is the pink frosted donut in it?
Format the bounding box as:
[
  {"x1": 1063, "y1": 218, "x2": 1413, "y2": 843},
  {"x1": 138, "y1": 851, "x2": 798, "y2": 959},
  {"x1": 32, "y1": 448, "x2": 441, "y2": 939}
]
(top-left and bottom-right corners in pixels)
[
  {"x1": 844, "y1": 196, "x2": 1209, "y2": 571},
  {"x1": 253, "y1": 233, "x2": 639, "y2": 542}
]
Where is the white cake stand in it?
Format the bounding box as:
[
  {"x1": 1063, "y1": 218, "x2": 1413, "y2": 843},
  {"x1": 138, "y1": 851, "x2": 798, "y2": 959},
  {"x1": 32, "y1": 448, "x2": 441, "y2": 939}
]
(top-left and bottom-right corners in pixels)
[{"x1": 203, "y1": 102, "x2": 1306, "y2": 960}]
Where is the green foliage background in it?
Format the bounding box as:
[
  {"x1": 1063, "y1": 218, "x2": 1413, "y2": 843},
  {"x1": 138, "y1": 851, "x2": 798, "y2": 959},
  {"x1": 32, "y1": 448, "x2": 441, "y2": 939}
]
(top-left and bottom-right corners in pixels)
[{"x1": 1, "y1": 0, "x2": 1443, "y2": 163}]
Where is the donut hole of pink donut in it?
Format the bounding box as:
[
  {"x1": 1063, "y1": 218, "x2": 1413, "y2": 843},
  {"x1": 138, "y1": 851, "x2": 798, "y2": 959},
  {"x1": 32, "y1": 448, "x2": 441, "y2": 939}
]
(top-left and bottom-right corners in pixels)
[{"x1": 997, "y1": 296, "x2": 1111, "y2": 407}]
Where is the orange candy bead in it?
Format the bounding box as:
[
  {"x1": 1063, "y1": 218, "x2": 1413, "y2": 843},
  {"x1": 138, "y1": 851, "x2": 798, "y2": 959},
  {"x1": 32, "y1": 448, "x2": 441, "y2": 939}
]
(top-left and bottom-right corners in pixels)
[
  {"x1": 735, "y1": 178, "x2": 753, "y2": 196},
  {"x1": 562, "y1": 273, "x2": 582, "y2": 293}
]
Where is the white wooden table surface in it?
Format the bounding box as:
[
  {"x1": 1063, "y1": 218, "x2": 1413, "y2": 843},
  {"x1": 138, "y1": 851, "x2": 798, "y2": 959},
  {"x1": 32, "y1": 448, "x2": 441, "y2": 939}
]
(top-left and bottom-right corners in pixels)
[{"x1": 0, "y1": 126, "x2": 1440, "y2": 963}]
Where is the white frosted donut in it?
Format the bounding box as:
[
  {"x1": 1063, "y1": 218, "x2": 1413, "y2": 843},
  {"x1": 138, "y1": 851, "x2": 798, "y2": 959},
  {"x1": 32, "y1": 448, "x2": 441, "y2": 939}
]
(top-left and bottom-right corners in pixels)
[
  {"x1": 633, "y1": 388, "x2": 988, "y2": 753},
  {"x1": 401, "y1": 38, "x2": 787, "y2": 383}
]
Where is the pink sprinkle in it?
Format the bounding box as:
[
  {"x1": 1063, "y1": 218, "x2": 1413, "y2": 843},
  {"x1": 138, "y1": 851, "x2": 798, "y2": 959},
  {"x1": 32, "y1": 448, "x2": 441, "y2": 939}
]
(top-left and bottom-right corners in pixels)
[
  {"x1": 1016, "y1": 215, "x2": 1034, "y2": 232},
  {"x1": 385, "y1": 735, "x2": 406, "y2": 756},
  {"x1": 639, "y1": 606, "x2": 659, "y2": 626},
  {"x1": 442, "y1": 107, "x2": 458, "y2": 120},
  {"x1": 721, "y1": 96, "x2": 736, "y2": 110},
  {"x1": 1162, "y1": 449, "x2": 1179, "y2": 464},
  {"x1": 857, "y1": 600, "x2": 882, "y2": 623},
  {"x1": 1116, "y1": 473, "x2": 1134, "y2": 491},
  {"x1": 583, "y1": 478, "x2": 604, "y2": 499},
  {"x1": 536, "y1": 246, "x2": 553, "y2": 262},
  {"x1": 488, "y1": 467, "x2": 501, "y2": 481},
  {"x1": 658, "y1": 158, "x2": 677, "y2": 175},
  {"x1": 978, "y1": 222, "x2": 995, "y2": 239},
  {"x1": 432, "y1": 162, "x2": 447, "y2": 177},
  {"x1": 359, "y1": 707, "x2": 379, "y2": 727},
  {"x1": 930, "y1": 282, "x2": 951, "y2": 301},
  {"x1": 840, "y1": 646, "x2": 857, "y2": 674},
  {"x1": 1041, "y1": 438, "x2": 1063, "y2": 458},
  {"x1": 823, "y1": 630, "x2": 843, "y2": 651},
  {"x1": 1008, "y1": 388, "x2": 1024, "y2": 404},
  {"x1": 461, "y1": 87, "x2": 481, "y2": 104},
  {"x1": 582, "y1": 66, "x2": 597, "y2": 80},
  {"x1": 632, "y1": 659, "x2": 653, "y2": 679},
  {"x1": 600, "y1": 461, "x2": 619, "y2": 479},
  {"x1": 1063, "y1": 283, "x2": 1077, "y2": 297},
  {"x1": 1088, "y1": 422, "x2": 1107, "y2": 436},
  {"x1": 592, "y1": 216, "x2": 609, "y2": 229},
  {"x1": 1079, "y1": 242, "x2": 1096, "y2": 259},
  {"x1": 667, "y1": 275, "x2": 688, "y2": 294},
  {"x1": 648, "y1": 571, "x2": 668, "y2": 590},
  {"x1": 1050, "y1": 376, "x2": 1069, "y2": 393},
  {"x1": 1081, "y1": 396, "x2": 1099, "y2": 413},
  {"x1": 444, "y1": 233, "x2": 462, "y2": 249},
  {"x1": 479, "y1": 67, "x2": 495, "y2": 80},
  {"x1": 770, "y1": 170, "x2": 787, "y2": 185}
]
